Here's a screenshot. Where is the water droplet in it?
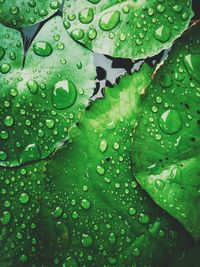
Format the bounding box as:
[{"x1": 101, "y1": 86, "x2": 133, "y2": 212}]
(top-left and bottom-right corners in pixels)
[
  {"x1": 0, "y1": 150, "x2": 7, "y2": 161},
  {"x1": 71, "y1": 29, "x2": 84, "y2": 40},
  {"x1": 0, "y1": 63, "x2": 11, "y2": 74},
  {"x1": 128, "y1": 207, "x2": 136, "y2": 216},
  {"x1": 96, "y1": 165, "x2": 105, "y2": 175},
  {"x1": 52, "y1": 80, "x2": 77, "y2": 110},
  {"x1": 79, "y1": 8, "x2": 94, "y2": 24},
  {"x1": 173, "y1": 5, "x2": 183, "y2": 13},
  {"x1": 33, "y1": 41, "x2": 53, "y2": 57},
  {"x1": 159, "y1": 109, "x2": 182, "y2": 135},
  {"x1": 99, "y1": 10, "x2": 120, "y2": 31},
  {"x1": 1, "y1": 211, "x2": 11, "y2": 225},
  {"x1": 82, "y1": 234, "x2": 93, "y2": 248},
  {"x1": 154, "y1": 25, "x2": 171, "y2": 43},
  {"x1": 88, "y1": 28, "x2": 97, "y2": 40},
  {"x1": 19, "y1": 193, "x2": 30, "y2": 204},
  {"x1": 0, "y1": 130, "x2": 8, "y2": 140},
  {"x1": 4, "y1": 115, "x2": 14, "y2": 127},
  {"x1": 139, "y1": 213, "x2": 150, "y2": 224},
  {"x1": 81, "y1": 199, "x2": 91, "y2": 210},
  {"x1": 113, "y1": 142, "x2": 119, "y2": 150},
  {"x1": 26, "y1": 80, "x2": 38, "y2": 94},
  {"x1": 99, "y1": 140, "x2": 107, "y2": 152},
  {"x1": 156, "y1": 4, "x2": 165, "y2": 13},
  {"x1": 133, "y1": 247, "x2": 140, "y2": 257},
  {"x1": 63, "y1": 257, "x2": 78, "y2": 267},
  {"x1": 52, "y1": 207, "x2": 63, "y2": 219},
  {"x1": 155, "y1": 179, "x2": 165, "y2": 190},
  {"x1": 109, "y1": 233, "x2": 117, "y2": 245},
  {"x1": 45, "y1": 118, "x2": 55, "y2": 129}
]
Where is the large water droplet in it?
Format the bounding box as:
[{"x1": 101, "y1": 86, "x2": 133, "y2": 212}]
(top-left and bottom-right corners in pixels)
[
  {"x1": 81, "y1": 199, "x2": 91, "y2": 210},
  {"x1": 79, "y1": 8, "x2": 94, "y2": 24},
  {"x1": 33, "y1": 41, "x2": 53, "y2": 57},
  {"x1": 27, "y1": 80, "x2": 38, "y2": 94},
  {"x1": 63, "y1": 257, "x2": 78, "y2": 267},
  {"x1": 52, "y1": 207, "x2": 63, "y2": 219},
  {"x1": 52, "y1": 80, "x2": 77, "y2": 110},
  {"x1": 19, "y1": 193, "x2": 30, "y2": 204},
  {"x1": 1, "y1": 211, "x2": 11, "y2": 225},
  {"x1": 159, "y1": 109, "x2": 182, "y2": 135},
  {"x1": 154, "y1": 25, "x2": 171, "y2": 43},
  {"x1": 0, "y1": 63, "x2": 11, "y2": 74},
  {"x1": 99, "y1": 10, "x2": 120, "y2": 31},
  {"x1": 82, "y1": 234, "x2": 93, "y2": 248},
  {"x1": 4, "y1": 115, "x2": 14, "y2": 127},
  {"x1": 96, "y1": 165, "x2": 105, "y2": 175},
  {"x1": 99, "y1": 140, "x2": 107, "y2": 152}
]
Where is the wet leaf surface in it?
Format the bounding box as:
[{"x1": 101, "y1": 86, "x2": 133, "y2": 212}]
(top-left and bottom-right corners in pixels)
[
  {"x1": 63, "y1": 0, "x2": 193, "y2": 59},
  {"x1": 0, "y1": 161, "x2": 47, "y2": 266},
  {"x1": 0, "y1": 0, "x2": 62, "y2": 29},
  {"x1": 0, "y1": 16, "x2": 96, "y2": 167},
  {"x1": 42, "y1": 66, "x2": 193, "y2": 266},
  {"x1": 132, "y1": 24, "x2": 200, "y2": 241}
]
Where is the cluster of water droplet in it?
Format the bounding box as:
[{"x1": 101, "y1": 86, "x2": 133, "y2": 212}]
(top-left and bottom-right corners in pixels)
[
  {"x1": 0, "y1": 0, "x2": 62, "y2": 28},
  {"x1": 63, "y1": 0, "x2": 193, "y2": 58}
]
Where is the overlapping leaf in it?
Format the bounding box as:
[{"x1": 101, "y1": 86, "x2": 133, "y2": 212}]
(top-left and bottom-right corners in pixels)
[
  {"x1": 63, "y1": 0, "x2": 193, "y2": 59},
  {"x1": 132, "y1": 24, "x2": 200, "y2": 240},
  {"x1": 42, "y1": 66, "x2": 193, "y2": 266},
  {"x1": 0, "y1": 16, "x2": 96, "y2": 167},
  {"x1": 0, "y1": 0, "x2": 62, "y2": 29}
]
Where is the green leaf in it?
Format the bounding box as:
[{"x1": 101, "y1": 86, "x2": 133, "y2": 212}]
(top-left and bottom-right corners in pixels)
[
  {"x1": 132, "y1": 24, "x2": 200, "y2": 241},
  {"x1": 0, "y1": 0, "x2": 62, "y2": 29},
  {"x1": 43, "y1": 66, "x2": 193, "y2": 266},
  {"x1": 63, "y1": 0, "x2": 193, "y2": 59},
  {"x1": 0, "y1": 161, "x2": 47, "y2": 266},
  {"x1": 0, "y1": 16, "x2": 96, "y2": 167}
]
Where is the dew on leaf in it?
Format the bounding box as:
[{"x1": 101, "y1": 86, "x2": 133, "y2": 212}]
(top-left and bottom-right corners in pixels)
[
  {"x1": 33, "y1": 41, "x2": 53, "y2": 57},
  {"x1": 52, "y1": 80, "x2": 77, "y2": 110},
  {"x1": 19, "y1": 193, "x2": 30, "y2": 204},
  {"x1": 99, "y1": 10, "x2": 120, "y2": 31},
  {"x1": 159, "y1": 109, "x2": 182, "y2": 135}
]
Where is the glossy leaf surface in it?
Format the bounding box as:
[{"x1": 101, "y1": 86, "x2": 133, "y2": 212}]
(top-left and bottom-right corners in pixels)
[
  {"x1": 42, "y1": 67, "x2": 192, "y2": 266},
  {"x1": 0, "y1": 0, "x2": 62, "y2": 29},
  {"x1": 132, "y1": 24, "x2": 200, "y2": 241},
  {"x1": 0, "y1": 16, "x2": 96, "y2": 167},
  {"x1": 63, "y1": 0, "x2": 193, "y2": 59}
]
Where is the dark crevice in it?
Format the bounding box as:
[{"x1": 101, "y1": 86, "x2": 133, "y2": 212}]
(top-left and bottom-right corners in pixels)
[
  {"x1": 193, "y1": 0, "x2": 200, "y2": 20},
  {"x1": 92, "y1": 49, "x2": 169, "y2": 100}
]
